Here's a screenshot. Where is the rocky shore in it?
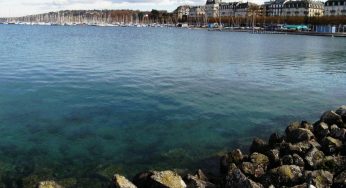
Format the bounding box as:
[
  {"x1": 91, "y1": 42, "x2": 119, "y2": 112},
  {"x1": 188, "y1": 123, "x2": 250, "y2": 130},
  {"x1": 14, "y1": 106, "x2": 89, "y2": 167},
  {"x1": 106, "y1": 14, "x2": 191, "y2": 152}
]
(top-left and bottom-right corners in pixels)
[{"x1": 37, "y1": 106, "x2": 346, "y2": 188}]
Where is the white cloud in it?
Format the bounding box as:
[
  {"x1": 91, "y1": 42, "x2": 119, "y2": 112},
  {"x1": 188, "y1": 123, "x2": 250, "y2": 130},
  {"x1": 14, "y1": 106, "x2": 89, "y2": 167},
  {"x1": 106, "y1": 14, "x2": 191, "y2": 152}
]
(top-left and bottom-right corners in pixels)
[{"x1": 0, "y1": 0, "x2": 264, "y2": 17}]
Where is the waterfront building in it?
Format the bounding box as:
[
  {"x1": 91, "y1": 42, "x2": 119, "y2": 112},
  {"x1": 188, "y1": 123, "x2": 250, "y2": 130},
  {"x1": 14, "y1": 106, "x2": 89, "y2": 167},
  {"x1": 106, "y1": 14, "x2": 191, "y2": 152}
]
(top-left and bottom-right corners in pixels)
[
  {"x1": 282, "y1": 0, "x2": 324, "y2": 17},
  {"x1": 324, "y1": 0, "x2": 346, "y2": 16},
  {"x1": 219, "y1": 2, "x2": 240, "y2": 17},
  {"x1": 175, "y1": 5, "x2": 190, "y2": 21},
  {"x1": 206, "y1": 0, "x2": 221, "y2": 18},
  {"x1": 188, "y1": 6, "x2": 207, "y2": 26},
  {"x1": 265, "y1": 0, "x2": 289, "y2": 16},
  {"x1": 235, "y1": 2, "x2": 259, "y2": 17}
]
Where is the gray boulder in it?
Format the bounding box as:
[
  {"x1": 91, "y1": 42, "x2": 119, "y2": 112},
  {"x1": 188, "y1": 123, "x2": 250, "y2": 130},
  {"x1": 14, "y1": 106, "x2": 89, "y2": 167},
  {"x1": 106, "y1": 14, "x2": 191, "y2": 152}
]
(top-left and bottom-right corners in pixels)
[
  {"x1": 320, "y1": 111, "x2": 343, "y2": 126},
  {"x1": 313, "y1": 122, "x2": 330, "y2": 139},
  {"x1": 330, "y1": 124, "x2": 346, "y2": 140}
]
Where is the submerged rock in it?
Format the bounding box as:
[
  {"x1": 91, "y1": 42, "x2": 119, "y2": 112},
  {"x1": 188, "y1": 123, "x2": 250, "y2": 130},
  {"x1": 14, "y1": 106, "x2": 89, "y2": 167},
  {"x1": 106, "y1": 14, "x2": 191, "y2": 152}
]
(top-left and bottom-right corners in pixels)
[
  {"x1": 37, "y1": 181, "x2": 63, "y2": 188},
  {"x1": 113, "y1": 174, "x2": 137, "y2": 188},
  {"x1": 185, "y1": 170, "x2": 215, "y2": 188}
]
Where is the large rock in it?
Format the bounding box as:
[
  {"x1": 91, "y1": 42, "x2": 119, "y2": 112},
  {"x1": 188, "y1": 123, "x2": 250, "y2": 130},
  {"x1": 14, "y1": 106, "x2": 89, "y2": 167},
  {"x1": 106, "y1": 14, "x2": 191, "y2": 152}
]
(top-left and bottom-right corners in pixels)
[
  {"x1": 304, "y1": 170, "x2": 333, "y2": 188},
  {"x1": 240, "y1": 162, "x2": 265, "y2": 179},
  {"x1": 313, "y1": 122, "x2": 330, "y2": 139},
  {"x1": 336, "y1": 105, "x2": 346, "y2": 125},
  {"x1": 224, "y1": 163, "x2": 263, "y2": 188},
  {"x1": 304, "y1": 147, "x2": 325, "y2": 169},
  {"x1": 250, "y1": 153, "x2": 269, "y2": 170},
  {"x1": 184, "y1": 171, "x2": 215, "y2": 188},
  {"x1": 281, "y1": 155, "x2": 293, "y2": 165},
  {"x1": 320, "y1": 111, "x2": 343, "y2": 126},
  {"x1": 333, "y1": 170, "x2": 346, "y2": 187},
  {"x1": 280, "y1": 141, "x2": 312, "y2": 156},
  {"x1": 321, "y1": 136, "x2": 343, "y2": 154},
  {"x1": 268, "y1": 133, "x2": 284, "y2": 146},
  {"x1": 132, "y1": 171, "x2": 186, "y2": 188},
  {"x1": 220, "y1": 149, "x2": 244, "y2": 174},
  {"x1": 266, "y1": 149, "x2": 280, "y2": 167},
  {"x1": 330, "y1": 124, "x2": 346, "y2": 140},
  {"x1": 150, "y1": 171, "x2": 186, "y2": 188},
  {"x1": 286, "y1": 128, "x2": 314, "y2": 143},
  {"x1": 250, "y1": 138, "x2": 269, "y2": 154},
  {"x1": 300, "y1": 121, "x2": 313, "y2": 132},
  {"x1": 113, "y1": 174, "x2": 137, "y2": 188},
  {"x1": 269, "y1": 165, "x2": 303, "y2": 186},
  {"x1": 37, "y1": 181, "x2": 63, "y2": 188}
]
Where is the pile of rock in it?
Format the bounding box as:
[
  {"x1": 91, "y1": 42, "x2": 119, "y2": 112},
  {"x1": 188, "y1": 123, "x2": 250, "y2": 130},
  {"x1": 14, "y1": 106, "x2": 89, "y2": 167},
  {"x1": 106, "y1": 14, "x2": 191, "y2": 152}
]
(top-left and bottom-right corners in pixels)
[
  {"x1": 36, "y1": 106, "x2": 346, "y2": 188},
  {"x1": 220, "y1": 105, "x2": 346, "y2": 188}
]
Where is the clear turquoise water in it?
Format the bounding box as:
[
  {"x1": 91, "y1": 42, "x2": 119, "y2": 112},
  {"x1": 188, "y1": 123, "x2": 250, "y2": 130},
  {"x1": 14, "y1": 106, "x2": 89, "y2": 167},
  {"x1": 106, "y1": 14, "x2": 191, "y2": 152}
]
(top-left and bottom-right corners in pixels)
[{"x1": 0, "y1": 25, "x2": 346, "y2": 185}]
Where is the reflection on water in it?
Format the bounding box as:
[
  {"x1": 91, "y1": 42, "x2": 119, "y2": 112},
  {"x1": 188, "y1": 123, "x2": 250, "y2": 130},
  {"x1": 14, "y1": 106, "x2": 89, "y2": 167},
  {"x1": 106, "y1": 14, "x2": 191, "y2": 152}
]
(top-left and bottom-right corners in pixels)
[{"x1": 0, "y1": 25, "x2": 346, "y2": 186}]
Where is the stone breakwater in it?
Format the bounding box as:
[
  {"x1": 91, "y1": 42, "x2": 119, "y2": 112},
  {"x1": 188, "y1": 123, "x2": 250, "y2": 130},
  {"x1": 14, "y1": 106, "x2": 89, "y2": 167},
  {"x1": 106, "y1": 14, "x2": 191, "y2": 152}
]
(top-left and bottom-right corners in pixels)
[{"x1": 37, "y1": 106, "x2": 346, "y2": 188}]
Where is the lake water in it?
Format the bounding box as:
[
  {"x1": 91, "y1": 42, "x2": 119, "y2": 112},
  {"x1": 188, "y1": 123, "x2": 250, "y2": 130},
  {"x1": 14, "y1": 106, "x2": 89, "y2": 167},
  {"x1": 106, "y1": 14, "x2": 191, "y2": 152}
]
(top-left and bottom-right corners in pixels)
[{"x1": 0, "y1": 25, "x2": 346, "y2": 186}]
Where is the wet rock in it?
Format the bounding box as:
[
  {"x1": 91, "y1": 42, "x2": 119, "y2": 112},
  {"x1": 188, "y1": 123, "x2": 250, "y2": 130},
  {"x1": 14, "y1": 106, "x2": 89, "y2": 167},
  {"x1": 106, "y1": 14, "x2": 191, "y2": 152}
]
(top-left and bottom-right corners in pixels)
[
  {"x1": 305, "y1": 170, "x2": 333, "y2": 188},
  {"x1": 266, "y1": 149, "x2": 280, "y2": 167},
  {"x1": 305, "y1": 147, "x2": 325, "y2": 169},
  {"x1": 290, "y1": 183, "x2": 308, "y2": 188},
  {"x1": 194, "y1": 169, "x2": 208, "y2": 182},
  {"x1": 336, "y1": 105, "x2": 346, "y2": 124},
  {"x1": 334, "y1": 170, "x2": 346, "y2": 187},
  {"x1": 240, "y1": 162, "x2": 265, "y2": 178},
  {"x1": 113, "y1": 174, "x2": 137, "y2": 188},
  {"x1": 321, "y1": 136, "x2": 343, "y2": 154},
  {"x1": 330, "y1": 125, "x2": 346, "y2": 140},
  {"x1": 292, "y1": 154, "x2": 305, "y2": 167},
  {"x1": 150, "y1": 170, "x2": 186, "y2": 188},
  {"x1": 268, "y1": 133, "x2": 284, "y2": 146},
  {"x1": 224, "y1": 164, "x2": 263, "y2": 188},
  {"x1": 280, "y1": 142, "x2": 312, "y2": 156},
  {"x1": 286, "y1": 128, "x2": 314, "y2": 143},
  {"x1": 285, "y1": 122, "x2": 301, "y2": 135},
  {"x1": 320, "y1": 111, "x2": 343, "y2": 126},
  {"x1": 313, "y1": 122, "x2": 330, "y2": 139},
  {"x1": 269, "y1": 165, "x2": 303, "y2": 186},
  {"x1": 309, "y1": 139, "x2": 322, "y2": 150},
  {"x1": 37, "y1": 181, "x2": 63, "y2": 188},
  {"x1": 300, "y1": 121, "x2": 313, "y2": 132},
  {"x1": 133, "y1": 171, "x2": 154, "y2": 188},
  {"x1": 220, "y1": 149, "x2": 244, "y2": 174},
  {"x1": 250, "y1": 138, "x2": 269, "y2": 154},
  {"x1": 185, "y1": 174, "x2": 215, "y2": 188}
]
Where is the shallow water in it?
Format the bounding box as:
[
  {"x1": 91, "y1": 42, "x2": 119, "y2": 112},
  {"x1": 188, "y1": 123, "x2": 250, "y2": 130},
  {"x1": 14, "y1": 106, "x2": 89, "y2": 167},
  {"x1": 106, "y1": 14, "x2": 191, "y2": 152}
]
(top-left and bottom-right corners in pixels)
[{"x1": 0, "y1": 25, "x2": 346, "y2": 186}]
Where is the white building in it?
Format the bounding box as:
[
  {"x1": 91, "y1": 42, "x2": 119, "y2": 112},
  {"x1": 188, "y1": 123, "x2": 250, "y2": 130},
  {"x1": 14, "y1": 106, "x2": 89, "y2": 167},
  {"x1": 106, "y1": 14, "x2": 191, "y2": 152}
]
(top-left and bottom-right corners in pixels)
[
  {"x1": 219, "y1": 2, "x2": 240, "y2": 17},
  {"x1": 324, "y1": 0, "x2": 346, "y2": 16},
  {"x1": 282, "y1": 0, "x2": 324, "y2": 17},
  {"x1": 175, "y1": 5, "x2": 190, "y2": 21}
]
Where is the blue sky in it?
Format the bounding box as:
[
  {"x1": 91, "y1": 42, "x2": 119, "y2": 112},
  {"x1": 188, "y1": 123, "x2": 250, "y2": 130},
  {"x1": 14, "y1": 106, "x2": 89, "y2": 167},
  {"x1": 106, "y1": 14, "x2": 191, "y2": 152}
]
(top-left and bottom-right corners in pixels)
[{"x1": 0, "y1": 0, "x2": 262, "y2": 17}]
